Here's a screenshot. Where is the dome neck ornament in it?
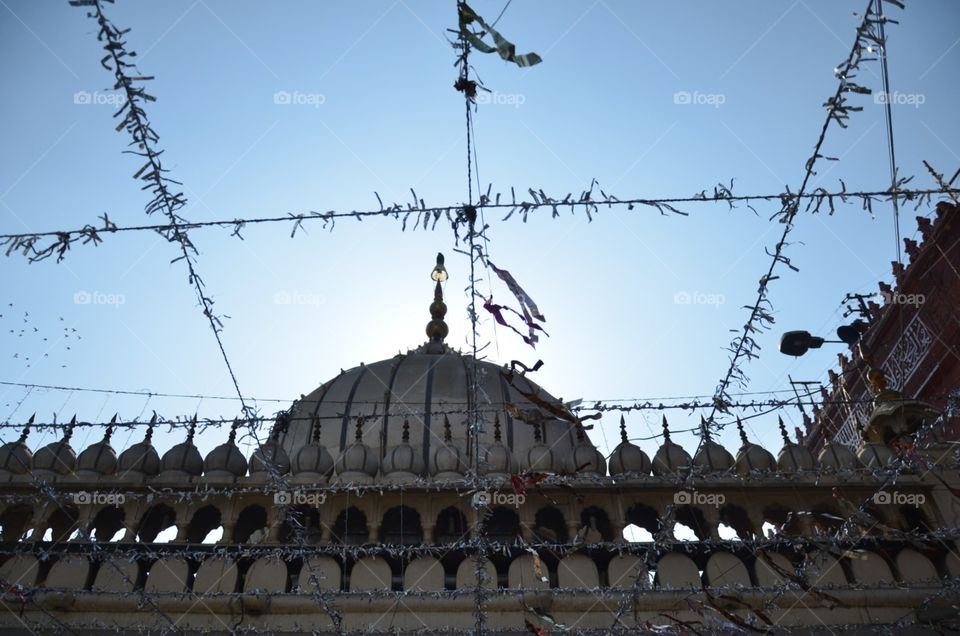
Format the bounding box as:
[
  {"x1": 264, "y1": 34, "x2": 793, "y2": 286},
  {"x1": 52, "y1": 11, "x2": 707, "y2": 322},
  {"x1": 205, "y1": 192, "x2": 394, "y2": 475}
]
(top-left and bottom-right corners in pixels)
[
  {"x1": 402, "y1": 419, "x2": 410, "y2": 443},
  {"x1": 661, "y1": 415, "x2": 671, "y2": 444},
  {"x1": 493, "y1": 414, "x2": 502, "y2": 442},
  {"x1": 443, "y1": 415, "x2": 452, "y2": 442},
  {"x1": 736, "y1": 417, "x2": 749, "y2": 447},
  {"x1": 63, "y1": 415, "x2": 77, "y2": 444},
  {"x1": 102, "y1": 414, "x2": 117, "y2": 445},
  {"x1": 619, "y1": 415, "x2": 628, "y2": 444},
  {"x1": 311, "y1": 413, "x2": 322, "y2": 444},
  {"x1": 186, "y1": 415, "x2": 197, "y2": 445},
  {"x1": 355, "y1": 416, "x2": 365, "y2": 442},
  {"x1": 18, "y1": 414, "x2": 34, "y2": 444},
  {"x1": 778, "y1": 416, "x2": 792, "y2": 445},
  {"x1": 143, "y1": 413, "x2": 156, "y2": 445},
  {"x1": 424, "y1": 253, "x2": 449, "y2": 354},
  {"x1": 699, "y1": 415, "x2": 712, "y2": 443}
]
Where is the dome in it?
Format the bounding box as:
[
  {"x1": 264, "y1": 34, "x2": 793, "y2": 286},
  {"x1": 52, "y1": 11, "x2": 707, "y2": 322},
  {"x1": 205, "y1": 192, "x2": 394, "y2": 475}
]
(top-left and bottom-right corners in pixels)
[
  {"x1": 478, "y1": 416, "x2": 513, "y2": 476},
  {"x1": 250, "y1": 442, "x2": 291, "y2": 476},
  {"x1": 609, "y1": 416, "x2": 651, "y2": 477},
  {"x1": 34, "y1": 440, "x2": 77, "y2": 475},
  {"x1": 335, "y1": 418, "x2": 378, "y2": 482},
  {"x1": 203, "y1": 438, "x2": 248, "y2": 477},
  {"x1": 652, "y1": 417, "x2": 691, "y2": 477},
  {"x1": 571, "y1": 425, "x2": 606, "y2": 476},
  {"x1": 0, "y1": 440, "x2": 32, "y2": 475},
  {"x1": 291, "y1": 443, "x2": 334, "y2": 478},
  {"x1": 521, "y1": 423, "x2": 559, "y2": 472},
  {"x1": 692, "y1": 441, "x2": 735, "y2": 473},
  {"x1": 431, "y1": 417, "x2": 466, "y2": 478},
  {"x1": 160, "y1": 421, "x2": 203, "y2": 477},
  {"x1": 857, "y1": 442, "x2": 895, "y2": 469},
  {"x1": 732, "y1": 419, "x2": 775, "y2": 475},
  {"x1": 117, "y1": 420, "x2": 160, "y2": 476},
  {"x1": 818, "y1": 440, "x2": 859, "y2": 471},
  {"x1": 775, "y1": 417, "x2": 814, "y2": 473},
  {"x1": 381, "y1": 420, "x2": 425, "y2": 481},
  {"x1": 77, "y1": 422, "x2": 118, "y2": 476}
]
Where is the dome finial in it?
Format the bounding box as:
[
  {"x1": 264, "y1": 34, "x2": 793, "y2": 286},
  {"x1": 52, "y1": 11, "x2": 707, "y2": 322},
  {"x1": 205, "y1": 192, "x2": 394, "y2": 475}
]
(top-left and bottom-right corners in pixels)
[
  {"x1": 533, "y1": 421, "x2": 543, "y2": 443},
  {"x1": 425, "y1": 253, "x2": 449, "y2": 353},
  {"x1": 144, "y1": 412, "x2": 156, "y2": 444},
  {"x1": 661, "y1": 415, "x2": 671, "y2": 443},
  {"x1": 777, "y1": 415, "x2": 790, "y2": 445},
  {"x1": 228, "y1": 418, "x2": 240, "y2": 444},
  {"x1": 186, "y1": 415, "x2": 197, "y2": 444},
  {"x1": 64, "y1": 415, "x2": 77, "y2": 444},
  {"x1": 103, "y1": 414, "x2": 117, "y2": 444},
  {"x1": 619, "y1": 415, "x2": 628, "y2": 443},
  {"x1": 311, "y1": 413, "x2": 322, "y2": 444},
  {"x1": 355, "y1": 416, "x2": 365, "y2": 442},
  {"x1": 700, "y1": 415, "x2": 712, "y2": 442},
  {"x1": 493, "y1": 414, "x2": 502, "y2": 442},
  {"x1": 576, "y1": 421, "x2": 586, "y2": 442},
  {"x1": 736, "y1": 417, "x2": 749, "y2": 447},
  {"x1": 402, "y1": 418, "x2": 410, "y2": 443},
  {"x1": 18, "y1": 414, "x2": 34, "y2": 443},
  {"x1": 443, "y1": 415, "x2": 452, "y2": 442}
]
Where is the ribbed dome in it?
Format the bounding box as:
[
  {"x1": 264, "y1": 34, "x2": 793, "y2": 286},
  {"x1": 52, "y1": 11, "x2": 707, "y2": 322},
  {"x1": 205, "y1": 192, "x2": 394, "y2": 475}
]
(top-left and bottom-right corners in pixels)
[
  {"x1": 652, "y1": 417, "x2": 690, "y2": 476},
  {"x1": 571, "y1": 425, "x2": 606, "y2": 475},
  {"x1": 430, "y1": 416, "x2": 466, "y2": 478},
  {"x1": 250, "y1": 442, "x2": 291, "y2": 476},
  {"x1": 818, "y1": 441, "x2": 859, "y2": 471},
  {"x1": 732, "y1": 419, "x2": 775, "y2": 475},
  {"x1": 478, "y1": 416, "x2": 512, "y2": 476},
  {"x1": 857, "y1": 442, "x2": 895, "y2": 469},
  {"x1": 34, "y1": 440, "x2": 76, "y2": 475},
  {"x1": 381, "y1": 421, "x2": 425, "y2": 480},
  {"x1": 160, "y1": 439, "x2": 203, "y2": 476},
  {"x1": 0, "y1": 440, "x2": 32, "y2": 474},
  {"x1": 775, "y1": 418, "x2": 814, "y2": 473},
  {"x1": 608, "y1": 417, "x2": 650, "y2": 476},
  {"x1": 203, "y1": 439, "x2": 248, "y2": 477},
  {"x1": 77, "y1": 437, "x2": 117, "y2": 476},
  {"x1": 335, "y1": 418, "x2": 378, "y2": 481},
  {"x1": 291, "y1": 443, "x2": 334, "y2": 477},
  {"x1": 521, "y1": 423, "x2": 557, "y2": 472},
  {"x1": 117, "y1": 441, "x2": 160, "y2": 476},
  {"x1": 692, "y1": 441, "x2": 735, "y2": 473},
  {"x1": 279, "y1": 350, "x2": 592, "y2": 481}
]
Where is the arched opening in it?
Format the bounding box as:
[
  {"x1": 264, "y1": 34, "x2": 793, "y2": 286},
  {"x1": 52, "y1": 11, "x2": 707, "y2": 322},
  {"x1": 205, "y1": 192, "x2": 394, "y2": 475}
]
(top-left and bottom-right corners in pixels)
[
  {"x1": 763, "y1": 507, "x2": 802, "y2": 535},
  {"x1": 138, "y1": 504, "x2": 177, "y2": 543},
  {"x1": 580, "y1": 506, "x2": 613, "y2": 542},
  {"x1": 331, "y1": 508, "x2": 368, "y2": 546},
  {"x1": 719, "y1": 504, "x2": 755, "y2": 540},
  {"x1": 0, "y1": 504, "x2": 33, "y2": 541},
  {"x1": 674, "y1": 506, "x2": 710, "y2": 541},
  {"x1": 279, "y1": 506, "x2": 322, "y2": 544},
  {"x1": 233, "y1": 505, "x2": 268, "y2": 544},
  {"x1": 45, "y1": 506, "x2": 80, "y2": 543},
  {"x1": 532, "y1": 506, "x2": 567, "y2": 543},
  {"x1": 623, "y1": 524, "x2": 654, "y2": 542},
  {"x1": 624, "y1": 504, "x2": 661, "y2": 539},
  {"x1": 89, "y1": 507, "x2": 125, "y2": 542},
  {"x1": 900, "y1": 506, "x2": 933, "y2": 534},
  {"x1": 185, "y1": 506, "x2": 221, "y2": 544},
  {"x1": 483, "y1": 507, "x2": 520, "y2": 543},
  {"x1": 434, "y1": 507, "x2": 468, "y2": 545},
  {"x1": 381, "y1": 506, "x2": 423, "y2": 545}
]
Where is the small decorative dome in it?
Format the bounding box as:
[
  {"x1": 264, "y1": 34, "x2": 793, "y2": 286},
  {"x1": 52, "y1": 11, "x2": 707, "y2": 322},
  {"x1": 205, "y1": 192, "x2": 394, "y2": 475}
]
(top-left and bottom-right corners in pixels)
[
  {"x1": 691, "y1": 417, "x2": 734, "y2": 473},
  {"x1": 733, "y1": 418, "x2": 775, "y2": 475},
  {"x1": 117, "y1": 415, "x2": 160, "y2": 476},
  {"x1": 0, "y1": 416, "x2": 34, "y2": 475},
  {"x1": 818, "y1": 440, "x2": 859, "y2": 471},
  {"x1": 251, "y1": 415, "x2": 291, "y2": 476},
  {"x1": 291, "y1": 414, "x2": 334, "y2": 479},
  {"x1": 608, "y1": 416, "x2": 651, "y2": 477},
  {"x1": 160, "y1": 417, "x2": 203, "y2": 476},
  {"x1": 571, "y1": 422, "x2": 606, "y2": 476},
  {"x1": 382, "y1": 420, "x2": 425, "y2": 481},
  {"x1": 521, "y1": 422, "x2": 556, "y2": 472},
  {"x1": 34, "y1": 416, "x2": 77, "y2": 475},
  {"x1": 775, "y1": 416, "x2": 814, "y2": 473},
  {"x1": 652, "y1": 416, "x2": 691, "y2": 477},
  {"x1": 430, "y1": 416, "x2": 465, "y2": 478},
  {"x1": 335, "y1": 417, "x2": 378, "y2": 480},
  {"x1": 77, "y1": 416, "x2": 118, "y2": 476},
  {"x1": 479, "y1": 415, "x2": 513, "y2": 476},
  {"x1": 203, "y1": 420, "x2": 248, "y2": 477},
  {"x1": 857, "y1": 442, "x2": 895, "y2": 469}
]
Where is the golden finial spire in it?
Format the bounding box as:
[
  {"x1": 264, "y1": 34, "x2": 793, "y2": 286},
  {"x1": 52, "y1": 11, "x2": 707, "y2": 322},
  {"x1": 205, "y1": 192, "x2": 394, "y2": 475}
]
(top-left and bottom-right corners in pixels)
[{"x1": 425, "y1": 253, "x2": 449, "y2": 354}]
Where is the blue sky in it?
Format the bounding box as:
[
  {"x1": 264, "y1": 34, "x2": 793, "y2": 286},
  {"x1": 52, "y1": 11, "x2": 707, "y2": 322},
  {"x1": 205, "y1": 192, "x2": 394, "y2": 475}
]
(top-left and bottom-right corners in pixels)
[{"x1": 1, "y1": 0, "x2": 958, "y2": 464}]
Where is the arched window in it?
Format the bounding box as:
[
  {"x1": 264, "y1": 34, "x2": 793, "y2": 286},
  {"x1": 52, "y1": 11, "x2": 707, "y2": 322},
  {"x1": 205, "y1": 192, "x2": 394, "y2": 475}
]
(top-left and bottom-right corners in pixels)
[
  {"x1": 139, "y1": 504, "x2": 177, "y2": 543},
  {"x1": 381, "y1": 506, "x2": 423, "y2": 545},
  {"x1": 625, "y1": 504, "x2": 661, "y2": 539},
  {"x1": 185, "y1": 506, "x2": 220, "y2": 544},
  {"x1": 233, "y1": 505, "x2": 268, "y2": 544},
  {"x1": 0, "y1": 504, "x2": 33, "y2": 541},
  {"x1": 533, "y1": 506, "x2": 567, "y2": 543},
  {"x1": 579, "y1": 507, "x2": 613, "y2": 542},
  {"x1": 434, "y1": 507, "x2": 468, "y2": 544},
  {"x1": 484, "y1": 507, "x2": 520, "y2": 543},
  {"x1": 331, "y1": 507, "x2": 368, "y2": 545},
  {"x1": 279, "y1": 506, "x2": 322, "y2": 544},
  {"x1": 90, "y1": 506, "x2": 125, "y2": 542}
]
